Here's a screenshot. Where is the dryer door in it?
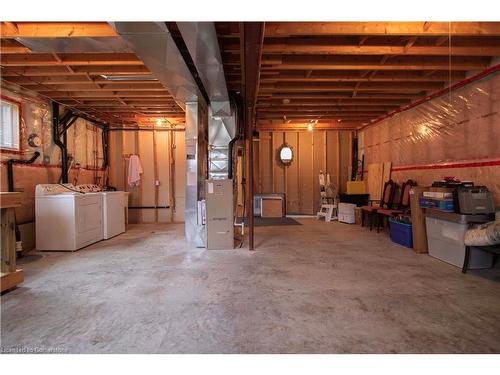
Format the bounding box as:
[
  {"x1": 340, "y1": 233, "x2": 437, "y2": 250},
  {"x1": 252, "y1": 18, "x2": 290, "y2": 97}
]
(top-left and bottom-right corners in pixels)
[{"x1": 75, "y1": 194, "x2": 103, "y2": 247}]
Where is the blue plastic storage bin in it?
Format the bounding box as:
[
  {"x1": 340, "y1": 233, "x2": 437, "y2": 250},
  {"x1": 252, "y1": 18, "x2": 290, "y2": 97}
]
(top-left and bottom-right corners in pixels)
[
  {"x1": 389, "y1": 218, "x2": 413, "y2": 248},
  {"x1": 419, "y1": 197, "x2": 455, "y2": 212}
]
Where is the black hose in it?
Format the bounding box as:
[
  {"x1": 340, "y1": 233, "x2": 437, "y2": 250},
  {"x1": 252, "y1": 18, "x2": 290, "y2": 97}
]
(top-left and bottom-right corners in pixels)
[
  {"x1": 102, "y1": 128, "x2": 109, "y2": 168},
  {"x1": 7, "y1": 152, "x2": 40, "y2": 192},
  {"x1": 7, "y1": 151, "x2": 40, "y2": 242},
  {"x1": 52, "y1": 101, "x2": 69, "y2": 183}
]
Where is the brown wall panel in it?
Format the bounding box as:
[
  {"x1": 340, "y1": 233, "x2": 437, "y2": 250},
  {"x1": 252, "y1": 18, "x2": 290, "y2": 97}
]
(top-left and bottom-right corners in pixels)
[
  {"x1": 285, "y1": 132, "x2": 300, "y2": 214},
  {"x1": 272, "y1": 132, "x2": 286, "y2": 194},
  {"x1": 255, "y1": 129, "x2": 352, "y2": 215},
  {"x1": 156, "y1": 131, "x2": 171, "y2": 223},
  {"x1": 298, "y1": 131, "x2": 314, "y2": 215},
  {"x1": 312, "y1": 130, "x2": 326, "y2": 213},
  {"x1": 326, "y1": 131, "x2": 340, "y2": 191},
  {"x1": 258, "y1": 131, "x2": 273, "y2": 193},
  {"x1": 339, "y1": 131, "x2": 352, "y2": 194}
]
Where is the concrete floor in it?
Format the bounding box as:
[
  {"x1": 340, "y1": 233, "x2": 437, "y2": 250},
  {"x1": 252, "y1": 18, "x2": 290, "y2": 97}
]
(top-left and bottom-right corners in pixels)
[{"x1": 1, "y1": 219, "x2": 500, "y2": 354}]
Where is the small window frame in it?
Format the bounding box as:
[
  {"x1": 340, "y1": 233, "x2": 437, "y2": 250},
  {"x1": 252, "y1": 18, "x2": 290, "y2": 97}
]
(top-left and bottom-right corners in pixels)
[{"x1": 0, "y1": 96, "x2": 22, "y2": 154}]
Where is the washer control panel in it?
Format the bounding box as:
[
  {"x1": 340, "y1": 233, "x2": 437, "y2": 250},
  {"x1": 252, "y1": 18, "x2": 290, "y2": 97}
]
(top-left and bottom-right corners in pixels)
[
  {"x1": 76, "y1": 184, "x2": 102, "y2": 192},
  {"x1": 35, "y1": 184, "x2": 77, "y2": 196}
]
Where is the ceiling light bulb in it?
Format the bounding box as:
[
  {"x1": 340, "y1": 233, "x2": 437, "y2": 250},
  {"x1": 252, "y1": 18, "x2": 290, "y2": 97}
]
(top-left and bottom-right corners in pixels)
[
  {"x1": 156, "y1": 119, "x2": 162, "y2": 126},
  {"x1": 307, "y1": 123, "x2": 313, "y2": 131}
]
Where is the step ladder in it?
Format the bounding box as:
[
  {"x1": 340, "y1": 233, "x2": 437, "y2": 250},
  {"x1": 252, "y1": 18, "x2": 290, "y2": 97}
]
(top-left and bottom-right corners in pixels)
[{"x1": 317, "y1": 204, "x2": 338, "y2": 222}]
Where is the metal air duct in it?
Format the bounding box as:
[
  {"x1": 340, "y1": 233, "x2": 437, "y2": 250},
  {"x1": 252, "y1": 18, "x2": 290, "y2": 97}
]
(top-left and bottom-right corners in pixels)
[
  {"x1": 109, "y1": 22, "x2": 201, "y2": 110},
  {"x1": 176, "y1": 22, "x2": 237, "y2": 179},
  {"x1": 109, "y1": 22, "x2": 208, "y2": 246}
]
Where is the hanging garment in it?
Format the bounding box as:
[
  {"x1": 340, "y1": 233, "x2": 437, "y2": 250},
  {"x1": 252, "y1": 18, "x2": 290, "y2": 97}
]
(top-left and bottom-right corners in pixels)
[{"x1": 127, "y1": 154, "x2": 143, "y2": 187}]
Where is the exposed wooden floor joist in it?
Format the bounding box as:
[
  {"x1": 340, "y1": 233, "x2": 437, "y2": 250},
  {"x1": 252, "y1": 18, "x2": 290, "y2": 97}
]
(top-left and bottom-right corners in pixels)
[
  {"x1": 214, "y1": 21, "x2": 500, "y2": 127},
  {"x1": 0, "y1": 22, "x2": 185, "y2": 126}
]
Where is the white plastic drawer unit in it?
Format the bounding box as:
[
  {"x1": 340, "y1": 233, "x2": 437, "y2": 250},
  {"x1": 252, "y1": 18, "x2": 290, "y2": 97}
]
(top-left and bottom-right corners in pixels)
[
  {"x1": 425, "y1": 217, "x2": 493, "y2": 269},
  {"x1": 338, "y1": 203, "x2": 356, "y2": 224}
]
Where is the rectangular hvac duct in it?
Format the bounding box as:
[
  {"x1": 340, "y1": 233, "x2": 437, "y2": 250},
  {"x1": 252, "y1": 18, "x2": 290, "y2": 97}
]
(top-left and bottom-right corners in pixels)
[{"x1": 185, "y1": 102, "x2": 208, "y2": 247}]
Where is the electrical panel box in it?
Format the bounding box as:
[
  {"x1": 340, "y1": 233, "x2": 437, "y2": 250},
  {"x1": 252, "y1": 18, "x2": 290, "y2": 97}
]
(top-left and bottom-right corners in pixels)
[{"x1": 205, "y1": 179, "x2": 234, "y2": 250}]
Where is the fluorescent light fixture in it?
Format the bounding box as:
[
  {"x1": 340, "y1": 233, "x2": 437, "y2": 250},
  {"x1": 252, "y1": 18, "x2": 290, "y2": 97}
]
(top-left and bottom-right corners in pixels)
[{"x1": 100, "y1": 74, "x2": 157, "y2": 81}]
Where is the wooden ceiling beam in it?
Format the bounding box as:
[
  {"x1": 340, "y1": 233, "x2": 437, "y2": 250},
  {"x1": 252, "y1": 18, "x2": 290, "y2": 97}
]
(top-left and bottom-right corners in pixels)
[
  {"x1": 3, "y1": 75, "x2": 158, "y2": 85},
  {"x1": 0, "y1": 65, "x2": 151, "y2": 76},
  {"x1": 260, "y1": 71, "x2": 464, "y2": 82},
  {"x1": 261, "y1": 61, "x2": 487, "y2": 71},
  {"x1": 243, "y1": 22, "x2": 265, "y2": 120},
  {"x1": 0, "y1": 22, "x2": 117, "y2": 38},
  {"x1": 74, "y1": 105, "x2": 180, "y2": 110},
  {"x1": 256, "y1": 122, "x2": 359, "y2": 131},
  {"x1": 1, "y1": 53, "x2": 142, "y2": 66},
  {"x1": 25, "y1": 83, "x2": 166, "y2": 91},
  {"x1": 82, "y1": 109, "x2": 183, "y2": 115},
  {"x1": 259, "y1": 81, "x2": 443, "y2": 92},
  {"x1": 257, "y1": 107, "x2": 389, "y2": 113},
  {"x1": 0, "y1": 40, "x2": 31, "y2": 54},
  {"x1": 260, "y1": 44, "x2": 500, "y2": 56},
  {"x1": 259, "y1": 92, "x2": 420, "y2": 100},
  {"x1": 257, "y1": 99, "x2": 411, "y2": 106},
  {"x1": 257, "y1": 113, "x2": 377, "y2": 119},
  {"x1": 40, "y1": 91, "x2": 175, "y2": 98},
  {"x1": 264, "y1": 22, "x2": 500, "y2": 37},
  {"x1": 436, "y1": 36, "x2": 450, "y2": 46}
]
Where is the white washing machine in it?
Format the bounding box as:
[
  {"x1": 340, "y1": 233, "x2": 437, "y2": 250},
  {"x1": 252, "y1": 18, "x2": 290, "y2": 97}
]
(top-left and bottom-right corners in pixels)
[
  {"x1": 35, "y1": 184, "x2": 103, "y2": 251},
  {"x1": 76, "y1": 185, "x2": 126, "y2": 239}
]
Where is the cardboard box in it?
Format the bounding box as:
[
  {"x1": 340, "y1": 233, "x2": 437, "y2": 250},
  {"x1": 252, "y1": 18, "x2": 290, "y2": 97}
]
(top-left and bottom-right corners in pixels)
[
  {"x1": 261, "y1": 198, "x2": 283, "y2": 218},
  {"x1": 409, "y1": 186, "x2": 428, "y2": 253},
  {"x1": 347, "y1": 181, "x2": 366, "y2": 195},
  {"x1": 354, "y1": 207, "x2": 362, "y2": 225}
]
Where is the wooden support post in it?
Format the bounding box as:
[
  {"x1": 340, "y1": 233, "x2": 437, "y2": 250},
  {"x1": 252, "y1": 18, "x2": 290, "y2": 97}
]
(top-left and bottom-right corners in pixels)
[
  {"x1": 135, "y1": 132, "x2": 143, "y2": 223},
  {"x1": 1, "y1": 209, "x2": 16, "y2": 273},
  {"x1": 243, "y1": 22, "x2": 265, "y2": 251},
  {"x1": 336, "y1": 131, "x2": 341, "y2": 189},
  {"x1": 1, "y1": 192, "x2": 23, "y2": 293},
  {"x1": 169, "y1": 131, "x2": 176, "y2": 222},
  {"x1": 153, "y1": 128, "x2": 159, "y2": 223},
  {"x1": 246, "y1": 108, "x2": 255, "y2": 250}
]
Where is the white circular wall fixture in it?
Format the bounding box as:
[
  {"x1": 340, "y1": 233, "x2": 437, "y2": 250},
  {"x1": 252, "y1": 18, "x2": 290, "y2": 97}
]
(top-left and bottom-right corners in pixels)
[{"x1": 278, "y1": 144, "x2": 293, "y2": 166}]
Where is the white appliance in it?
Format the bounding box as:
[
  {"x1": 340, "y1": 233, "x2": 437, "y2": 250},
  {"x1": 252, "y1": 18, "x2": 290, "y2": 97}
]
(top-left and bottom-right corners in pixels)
[
  {"x1": 338, "y1": 203, "x2": 356, "y2": 224},
  {"x1": 76, "y1": 184, "x2": 126, "y2": 239},
  {"x1": 35, "y1": 184, "x2": 103, "y2": 251}
]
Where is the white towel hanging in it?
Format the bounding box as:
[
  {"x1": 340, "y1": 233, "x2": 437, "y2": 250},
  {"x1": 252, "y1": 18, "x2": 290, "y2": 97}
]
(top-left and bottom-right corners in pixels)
[{"x1": 127, "y1": 154, "x2": 143, "y2": 187}]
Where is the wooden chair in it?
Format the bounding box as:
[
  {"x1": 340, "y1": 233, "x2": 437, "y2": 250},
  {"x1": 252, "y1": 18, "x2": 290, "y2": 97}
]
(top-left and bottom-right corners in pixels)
[
  {"x1": 375, "y1": 179, "x2": 416, "y2": 233},
  {"x1": 361, "y1": 179, "x2": 397, "y2": 231}
]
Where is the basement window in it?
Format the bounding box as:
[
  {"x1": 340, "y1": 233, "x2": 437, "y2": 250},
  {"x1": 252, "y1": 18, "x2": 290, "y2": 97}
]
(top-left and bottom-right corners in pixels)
[{"x1": 0, "y1": 99, "x2": 20, "y2": 150}]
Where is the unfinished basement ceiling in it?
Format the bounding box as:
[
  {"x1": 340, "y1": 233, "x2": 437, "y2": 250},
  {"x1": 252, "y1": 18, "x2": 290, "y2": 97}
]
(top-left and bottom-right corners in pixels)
[
  {"x1": 2, "y1": 22, "x2": 500, "y2": 129},
  {"x1": 241, "y1": 22, "x2": 500, "y2": 127},
  {"x1": 214, "y1": 22, "x2": 243, "y2": 93},
  {"x1": 0, "y1": 22, "x2": 185, "y2": 127}
]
